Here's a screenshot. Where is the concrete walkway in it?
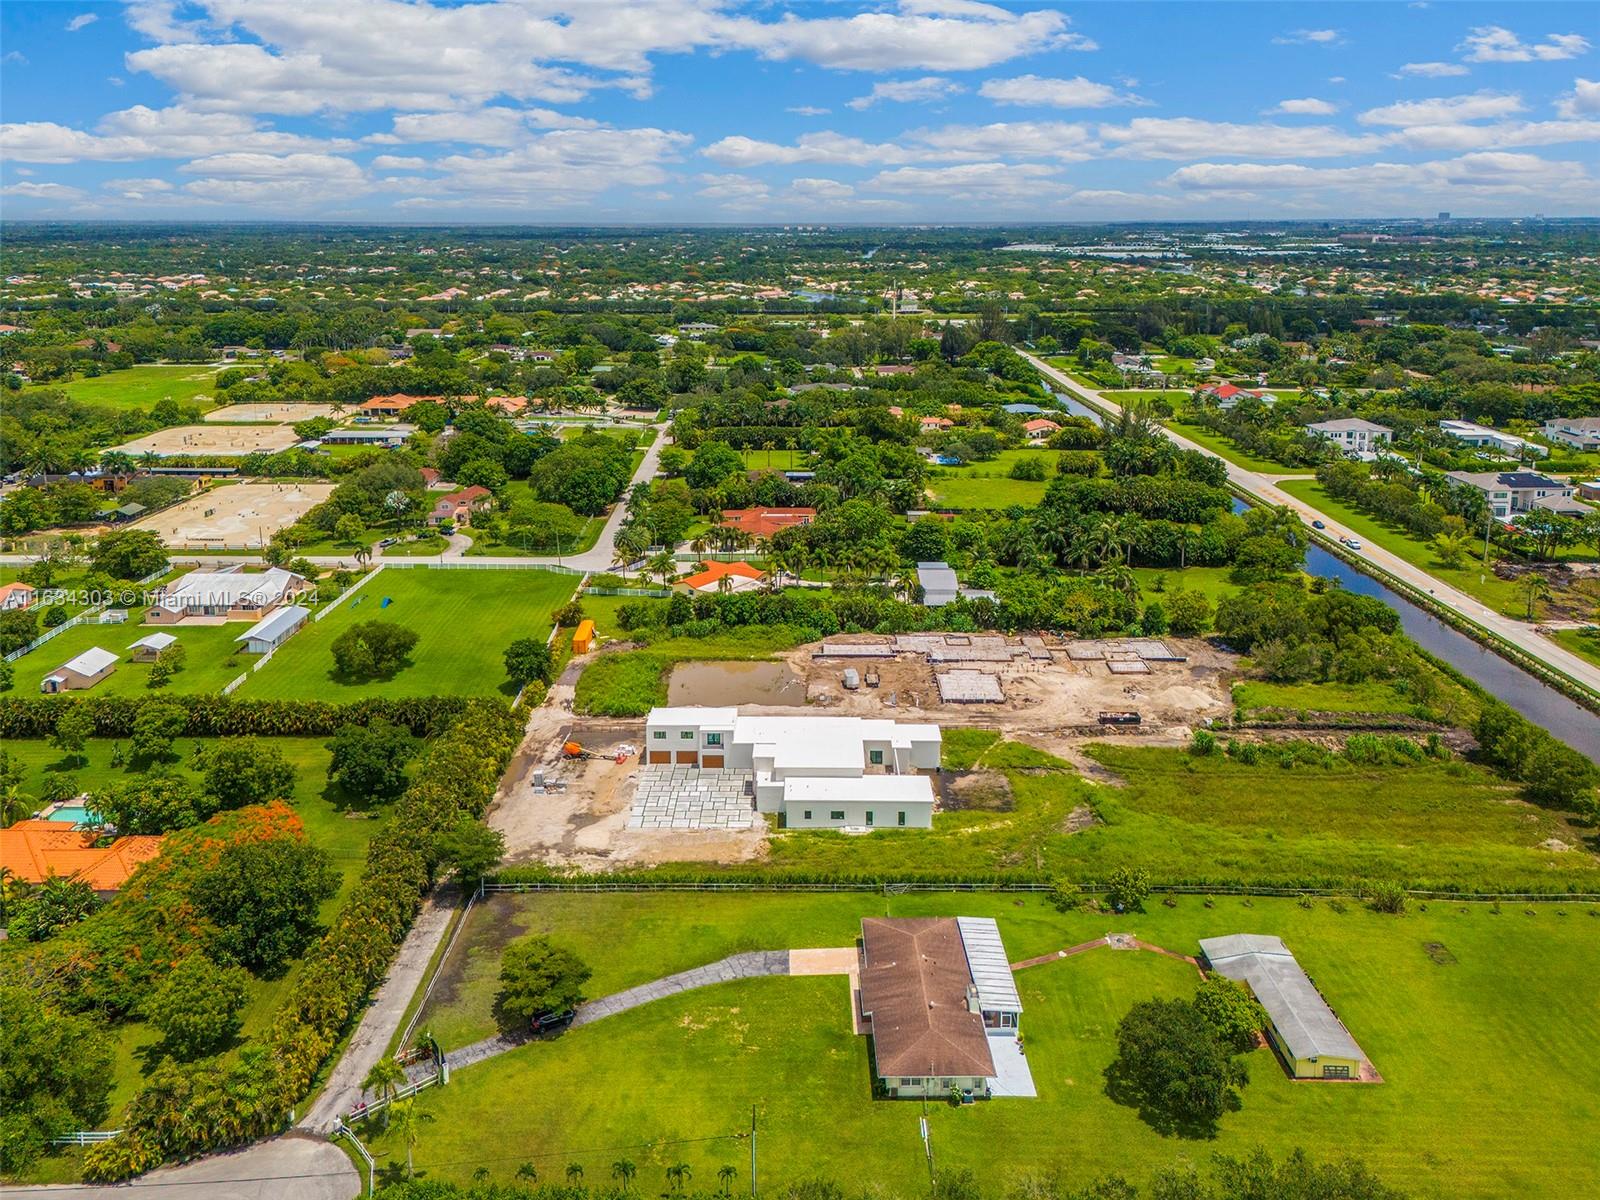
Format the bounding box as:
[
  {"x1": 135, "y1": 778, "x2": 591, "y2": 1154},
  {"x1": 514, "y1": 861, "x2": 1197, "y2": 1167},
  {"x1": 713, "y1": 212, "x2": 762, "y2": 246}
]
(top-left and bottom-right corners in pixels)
[
  {"x1": 1023, "y1": 351, "x2": 1600, "y2": 701},
  {"x1": 442, "y1": 950, "x2": 792, "y2": 1074}
]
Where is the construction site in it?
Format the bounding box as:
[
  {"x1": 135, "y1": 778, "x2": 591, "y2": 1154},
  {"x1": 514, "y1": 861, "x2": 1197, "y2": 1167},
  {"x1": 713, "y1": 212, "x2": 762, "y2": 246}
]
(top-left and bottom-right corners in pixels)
[{"x1": 486, "y1": 632, "x2": 1236, "y2": 872}]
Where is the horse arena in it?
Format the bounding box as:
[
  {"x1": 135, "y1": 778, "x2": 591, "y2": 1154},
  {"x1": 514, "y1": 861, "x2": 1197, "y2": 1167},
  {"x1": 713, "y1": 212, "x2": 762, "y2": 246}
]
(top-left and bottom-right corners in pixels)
[
  {"x1": 130, "y1": 483, "x2": 336, "y2": 548},
  {"x1": 202, "y1": 403, "x2": 343, "y2": 423},
  {"x1": 112, "y1": 424, "x2": 300, "y2": 456}
]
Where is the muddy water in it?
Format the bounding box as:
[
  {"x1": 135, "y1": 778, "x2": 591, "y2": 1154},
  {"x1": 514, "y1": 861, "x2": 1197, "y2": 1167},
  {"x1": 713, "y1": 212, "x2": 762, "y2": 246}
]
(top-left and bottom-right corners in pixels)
[{"x1": 668, "y1": 660, "x2": 806, "y2": 706}]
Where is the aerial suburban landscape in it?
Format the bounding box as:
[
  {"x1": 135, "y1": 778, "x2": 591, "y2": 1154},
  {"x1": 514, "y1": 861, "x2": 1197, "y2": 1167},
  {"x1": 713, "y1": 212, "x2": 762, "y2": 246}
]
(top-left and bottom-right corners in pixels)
[{"x1": 1, "y1": 3, "x2": 1597, "y2": 1200}]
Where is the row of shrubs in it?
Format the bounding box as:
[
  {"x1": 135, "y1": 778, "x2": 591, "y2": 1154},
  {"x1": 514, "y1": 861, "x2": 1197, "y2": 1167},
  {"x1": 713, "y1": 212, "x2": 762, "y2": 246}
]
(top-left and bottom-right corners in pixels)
[
  {"x1": 0, "y1": 694, "x2": 474, "y2": 739},
  {"x1": 81, "y1": 699, "x2": 525, "y2": 1181}
]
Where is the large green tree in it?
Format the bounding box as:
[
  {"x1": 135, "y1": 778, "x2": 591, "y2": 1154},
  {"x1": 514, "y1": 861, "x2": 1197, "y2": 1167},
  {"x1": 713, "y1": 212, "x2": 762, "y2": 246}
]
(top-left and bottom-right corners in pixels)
[
  {"x1": 0, "y1": 986, "x2": 114, "y2": 1172},
  {"x1": 193, "y1": 836, "x2": 337, "y2": 973},
  {"x1": 143, "y1": 954, "x2": 250, "y2": 1059},
  {"x1": 497, "y1": 935, "x2": 592, "y2": 1026},
  {"x1": 198, "y1": 738, "x2": 297, "y2": 811},
  {"x1": 1106, "y1": 998, "x2": 1247, "y2": 1134}
]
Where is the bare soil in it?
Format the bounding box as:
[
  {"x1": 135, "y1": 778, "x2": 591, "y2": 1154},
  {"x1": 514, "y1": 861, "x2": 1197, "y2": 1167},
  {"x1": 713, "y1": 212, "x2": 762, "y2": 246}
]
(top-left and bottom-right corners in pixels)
[{"x1": 490, "y1": 634, "x2": 1237, "y2": 870}]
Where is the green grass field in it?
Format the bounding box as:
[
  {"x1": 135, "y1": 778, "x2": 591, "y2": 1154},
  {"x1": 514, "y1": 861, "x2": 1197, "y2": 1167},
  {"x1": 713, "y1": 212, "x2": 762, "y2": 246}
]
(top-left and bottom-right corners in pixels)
[
  {"x1": 1273, "y1": 479, "x2": 1531, "y2": 618},
  {"x1": 739, "y1": 745, "x2": 1596, "y2": 893},
  {"x1": 6, "y1": 613, "x2": 266, "y2": 697},
  {"x1": 1546, "y1": 627, "x2": 1600, "y2": 669},
  {"x1": 23, "y1": 363, "x2": 223, "y2": 412},
  {"x1": 384, "y1": 891, "x2": 1600, "y2": 1200},
  {"x1": 926, "y1": 452, "x2": 1053, "y2": 509},
  {"x1": 742, "y1": 448, "x2": 809, "y2": 471},
  {"x1": 1166, "y1": 420, "x2": 1309, "y2": 474},
  {"x1": 1132, "y1": 565, "x2": 1238, "y2": 607},
  {"x1": 245, "y1": 567, "x2": 578, "y2": 700}
]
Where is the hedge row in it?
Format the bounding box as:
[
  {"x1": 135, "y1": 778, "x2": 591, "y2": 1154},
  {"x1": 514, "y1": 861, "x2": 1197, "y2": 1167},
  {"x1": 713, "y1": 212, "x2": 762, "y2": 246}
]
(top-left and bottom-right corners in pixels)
[
  {"x1": 0, "y1": 694, "x2": 475, "y2": 740},
  {"x1": 81, "y1": 699, "x2": 526, "y2": 1181}
]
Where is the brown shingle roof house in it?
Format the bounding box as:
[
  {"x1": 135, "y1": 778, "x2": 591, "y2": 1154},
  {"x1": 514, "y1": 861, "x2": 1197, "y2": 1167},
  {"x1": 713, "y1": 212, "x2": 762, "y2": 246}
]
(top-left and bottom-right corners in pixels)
[{"x1": 858, "y1": 917, "x2": 995, "y2": 1096}]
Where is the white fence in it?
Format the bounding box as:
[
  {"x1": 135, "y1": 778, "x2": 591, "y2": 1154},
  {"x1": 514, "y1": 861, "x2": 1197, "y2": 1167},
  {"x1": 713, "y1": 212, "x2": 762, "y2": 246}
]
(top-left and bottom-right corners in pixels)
[
  {"x1": 346, "y1": 1066, "x2": 442, "y2": 1122},
  {"x1": 380, "y1": 560, "x2": 584, "y2": 575},
  {"x1": 49, "y1": 1130, "x2": 122, "y2": 1146},
  {"x1": 314, "y1": 563, "x2": 384, "y2": 622},
  {"x1": 2, "y1": 567, "x2": 167, "y2": 664},
  {"x1": 221, "y1": 672, "x2": 247, "y2": 695}
]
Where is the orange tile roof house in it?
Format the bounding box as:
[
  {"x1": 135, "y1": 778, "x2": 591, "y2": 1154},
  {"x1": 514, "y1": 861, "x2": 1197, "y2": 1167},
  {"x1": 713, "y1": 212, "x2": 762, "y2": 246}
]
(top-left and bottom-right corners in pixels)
[
  {"x1": 1022, "y1": 418, "x2": 1062, "y2": 440},
  {"x1": 679, "y1": 560, "x2": 766, "y2": 593},
  {"x1": 357, "y1": 393, "x2": 435, "y2": 417},
  {"x1": 719, "y1": 507, "x2": 817, "y2": 539},
  {"x1": 428, "y1": 485, "x2": 494, "y2": 527},
  {"x1": 919, "y1": 415, "x2": 954, "y2": 430},
  {"x1": 1, "y1": 819, "x2": 164, "y2": 894},
  {"x1": 0, "y1": 581, "x2": 37, "y2": 610}
]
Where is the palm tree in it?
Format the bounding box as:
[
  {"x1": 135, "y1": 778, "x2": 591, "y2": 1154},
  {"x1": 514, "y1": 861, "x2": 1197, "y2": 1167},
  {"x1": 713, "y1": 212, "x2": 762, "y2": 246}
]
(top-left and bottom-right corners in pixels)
[
  {"x1": 361, "y1": 1058, "x2": 407, "y2": 1129},
  {"x1": 389, "y1": 1097, "x2": 433, "y2": 1180},
  {"x1": 1521, "y1": 572, "x2": 1552, "y2": 620},
  {"x1": 717, "y1": 1165, "x2": 738, "y2": 1195},
  {"x1": 517, "y1": 1162, "x2": 540, "y2": 1183},
  {"x1": 610, "y1": 1159, "x2": 636, "y2": 1191},
  {"x1": 566, "y1": 1162, "x2": 585, "y2": 1185},
  {"x1": 647, "y1": 549, "x2": 676, "y2": 587},
  {"x1": 473, "y1": 1167, "x2": 492, "y2": 1184},
  {"x1": 666, "y1": 1163, "x2": 693, "y2": 1193}
]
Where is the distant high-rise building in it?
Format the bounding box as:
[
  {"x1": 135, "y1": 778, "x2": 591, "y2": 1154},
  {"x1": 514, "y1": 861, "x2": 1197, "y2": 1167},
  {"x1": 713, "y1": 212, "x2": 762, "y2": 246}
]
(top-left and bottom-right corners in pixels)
[{"x1": 1437, "y1": 212, "x2": 1451, "y2": 220}]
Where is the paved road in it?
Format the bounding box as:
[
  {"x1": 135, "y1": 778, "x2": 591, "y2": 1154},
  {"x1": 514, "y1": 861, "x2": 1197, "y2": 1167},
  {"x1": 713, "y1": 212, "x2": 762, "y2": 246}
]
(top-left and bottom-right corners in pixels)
[
  {"x1": 11, "y1": 1135, "x2": 359, "y2": 1200},
  {"x1": 1022, "y1": 351, "x2": 1600, "y2": 699},
  {"x1": 298, "y1": 893, "x2": 458, "y2": 1134}
]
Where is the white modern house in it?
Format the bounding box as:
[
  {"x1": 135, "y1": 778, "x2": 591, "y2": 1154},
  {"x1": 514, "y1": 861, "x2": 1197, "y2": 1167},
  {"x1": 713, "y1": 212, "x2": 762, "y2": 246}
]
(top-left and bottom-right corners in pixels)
[
  {"x1": 1445, "y1": 470, "x2": 1581, "y2": 520},
  {"x1": 643, "y1": 707, "x2": 941, "y2": 829},
  {"x1": 1541, "y1": 416, "x2": 1600, "y2": 452},
  {"x1": 1438, "y1": 419, "x2": 1547, "y2": 460},
  {"x1": 1305, "y1": 418, "x2": 1392, "y2": 458}
]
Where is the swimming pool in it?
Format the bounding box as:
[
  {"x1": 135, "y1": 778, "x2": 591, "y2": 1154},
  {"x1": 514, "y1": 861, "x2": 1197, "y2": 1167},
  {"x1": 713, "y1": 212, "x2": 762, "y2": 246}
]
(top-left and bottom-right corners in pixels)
[{"x1": 46, "y1": 805, "x2": 100, "y2": 827}]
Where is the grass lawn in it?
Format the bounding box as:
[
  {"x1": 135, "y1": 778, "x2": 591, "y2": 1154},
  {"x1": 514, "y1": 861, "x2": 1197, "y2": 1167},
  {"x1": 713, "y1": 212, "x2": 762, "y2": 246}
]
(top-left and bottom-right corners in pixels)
[
  {"x1": 742, "y1": 448, "x2": 809, "y2": 471},
  {"x1": 1274, "y1": 479, "x2": 1530, "y2": 618},
  {"x1": 926, "y1": 456, "x2": 1051, "y2": 509},
  {"x1": 740, "y1": 745, "x2": 1597, "y2": 893},
  {"x1": 1131, "y1": 565, "x2": 1239, "y2": 608},
  {"x1": 383, "y1": 892, "x2": 1600, "y2": 1200},
  {"x1": 246, "y1": 568, "x2": 578, "y2": 700},
  {"x1": 573, "y1": 625, "x2": 809, "y2": 716},
  {"x1": 1547, "y1": 627, "x2": 1600, "y2": 668},
  {"x1": 1234, "y1": 679, "x2": 1444, "y2": 718},
  {"x1": 1166, "y1": 420, "x2": 1308, "y2": 474},
  {"x1": 6, "y1": 617, "x2": 265, "y2": 697},
  {"x1": 22, "y1": 364, "x2": 223, "y2": 412}
]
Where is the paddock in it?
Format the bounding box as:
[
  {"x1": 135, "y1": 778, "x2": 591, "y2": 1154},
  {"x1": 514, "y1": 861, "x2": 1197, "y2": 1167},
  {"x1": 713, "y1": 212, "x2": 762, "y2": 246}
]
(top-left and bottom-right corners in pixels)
[
  {"x1": 110, "y1": 425, "x2": 300, "y2": 457},
  {"x1": 202, "y1": 403, "x2": 344, "y2": 424},
  {"x1": 129, "y1": 482, "x2": 335, "y2": 547}
]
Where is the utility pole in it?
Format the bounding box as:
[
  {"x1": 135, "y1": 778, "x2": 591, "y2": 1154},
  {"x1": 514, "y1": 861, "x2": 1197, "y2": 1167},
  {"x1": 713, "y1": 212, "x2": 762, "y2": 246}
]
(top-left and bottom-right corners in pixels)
[{"x1": 749, "y1": 1105, "x2": 758, "y2": 1198}]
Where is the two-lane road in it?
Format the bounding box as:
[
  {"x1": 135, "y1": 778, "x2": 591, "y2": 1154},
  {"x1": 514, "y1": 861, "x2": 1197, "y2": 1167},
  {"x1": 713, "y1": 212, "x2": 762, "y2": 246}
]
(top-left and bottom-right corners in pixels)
[{"x1": 1021, "y1": 351, "x2": 1600, "y2": 700}]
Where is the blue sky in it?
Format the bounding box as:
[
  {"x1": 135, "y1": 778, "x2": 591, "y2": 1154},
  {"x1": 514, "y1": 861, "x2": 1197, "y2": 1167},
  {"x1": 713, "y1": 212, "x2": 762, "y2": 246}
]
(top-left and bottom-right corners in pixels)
[{"x1": 1, "y1": 1, "x2": 1596, "y2": 221}]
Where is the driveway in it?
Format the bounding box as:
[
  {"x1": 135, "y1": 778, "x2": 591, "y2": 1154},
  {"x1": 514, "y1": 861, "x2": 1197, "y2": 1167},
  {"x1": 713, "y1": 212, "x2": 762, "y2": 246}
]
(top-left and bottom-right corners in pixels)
[{"x1": 12, "y1": 1135, "x2": 359, "y2": 1200}]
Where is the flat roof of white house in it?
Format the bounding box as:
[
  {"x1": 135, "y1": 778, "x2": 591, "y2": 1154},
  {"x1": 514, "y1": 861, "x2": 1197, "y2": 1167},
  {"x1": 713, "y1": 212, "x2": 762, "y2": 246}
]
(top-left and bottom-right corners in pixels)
[
  {"x1": 1307, "y1": 418, "x2": 1390, "y2": 434},
  {"x1": 782, "y1": 776, "x2": 935, "y2": 804},
  {"x1": 236, "y1": 604, "x2": 311, "y2": 644},
  {"x1": 648, "y1": 706, "x2": 739, "y2": 727},
  {"x1": 128, "y1": 632, "x2": 177, "y2": 652},
  {"x1": 53, "y1": 646, "x2": 118, "y2": 677},
  {"x1": 1199, "y1": 934, "x2": 1363, "y2": 1063},
  {"x1": 957, "y1": 917, "x2": 1023, "y2": 1015},
  {"x1": 732, "y1": 714, "x2": 941, "y2": 760},
  {"x1": 158, "y1": 568, "x2": 303, "y2": 610}
]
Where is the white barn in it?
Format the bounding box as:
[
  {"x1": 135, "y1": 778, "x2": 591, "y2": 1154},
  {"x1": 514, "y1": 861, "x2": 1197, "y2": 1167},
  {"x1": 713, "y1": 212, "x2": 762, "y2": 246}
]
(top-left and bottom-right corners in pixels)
[{"x1": 235, "y1": 605, "x2": 311, "y2": 654}]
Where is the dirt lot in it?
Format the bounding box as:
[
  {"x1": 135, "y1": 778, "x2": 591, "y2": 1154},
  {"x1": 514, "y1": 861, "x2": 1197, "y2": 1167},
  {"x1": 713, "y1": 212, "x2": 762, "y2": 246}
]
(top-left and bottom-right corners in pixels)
[
  {"x1": 487, "y1": 635, "x2": 1236, "y2": 871},
  {"x1": 131, "y1": 481, "x2": 335, "y2": 546},
  {"x1": 782, "y1": 635, "x2": 1235, "y2": 733},
  {"x1": 203, "y1": 402, "x2": 343, "y2": 423},
  {"x1": 112, "y1": 424, "x2": 300, "y2": 456}
]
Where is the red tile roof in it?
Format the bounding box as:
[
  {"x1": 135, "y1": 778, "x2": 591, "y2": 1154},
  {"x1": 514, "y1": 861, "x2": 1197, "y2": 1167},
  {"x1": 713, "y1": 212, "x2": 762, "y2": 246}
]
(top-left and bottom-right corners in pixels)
[
  {"x1": 719, "y1": 507, "x2": 816, "y2": 538},
  {"x1": 680, "y1": 560, "x2": 765, "y2": 591},
  {"x1": 0, "y1": 819, "x2": 164, "y2": 892}
]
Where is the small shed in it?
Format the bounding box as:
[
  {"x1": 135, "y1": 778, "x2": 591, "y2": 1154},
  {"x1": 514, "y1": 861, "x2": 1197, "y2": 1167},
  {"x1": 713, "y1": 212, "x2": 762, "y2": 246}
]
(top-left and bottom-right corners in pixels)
[
  {"x1": 128, "y1": 632, "x2": 177, "y2": 663},
  {"x1": 235, "y1": 605, "x2": 310, "y2": 654},
  {"x1": 98, "y1": 609, "x2": 130, "y2": 624},
  {"x1": 41, "y1": 646, "x2": 117, "y2": 693},
  {"x1": 112, "y1": 502, "x2": 148, "y2": 522},
  {"x1": 572, "y1": 619, "x2": 596, "y2": 655}
]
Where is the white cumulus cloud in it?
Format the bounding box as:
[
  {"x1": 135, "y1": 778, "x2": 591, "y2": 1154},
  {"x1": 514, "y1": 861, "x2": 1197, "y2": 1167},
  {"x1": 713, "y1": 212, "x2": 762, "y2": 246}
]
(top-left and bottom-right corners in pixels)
[
  {"x1": 1459, "y1": 26, "x2": 1590, "y2": 63},
  {"x1": 1557, "y1": 78, "x2": 1600, "y2": 118},
  {"x1": 1358, "y1": 91, "x2": 1526, "y2": 126},
  {"x1": 1396, "y1": 61, "x2": 1469, "y2": 77},
  {"x1": 1266, "y1": 98, "x2": 1339, "y2": 116},
  {"x1": 978, "y1": 75, "x2": 1142, "y2": 108}
]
